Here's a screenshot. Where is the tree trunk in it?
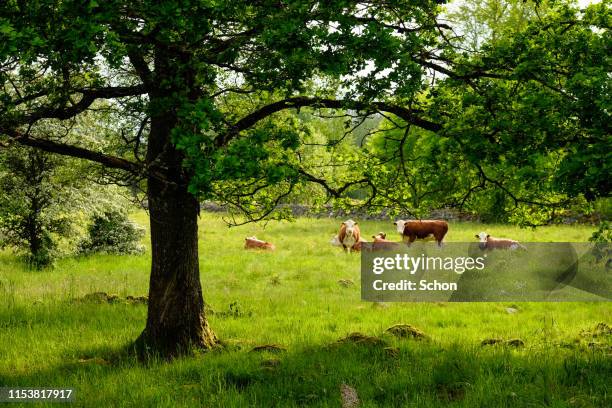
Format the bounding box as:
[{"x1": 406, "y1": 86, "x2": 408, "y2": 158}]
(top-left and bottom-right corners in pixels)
[
  {"x1": 135, "y1": 91, "x2": 217, "y2": 357},
  {"x1": 136, "y1": 175, "x2": 217, "y2": 357}
]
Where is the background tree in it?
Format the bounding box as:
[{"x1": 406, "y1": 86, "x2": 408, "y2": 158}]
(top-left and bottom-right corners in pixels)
[
  {"x1": 0, "y1": 142, "x2": 135, "y2": 268},
  {"x1": 0, "y1": 145, "x2": 72, "y2": 268},
  {"x1": 428, "y1": 0, "x2": 610, "y2": 223},
  {"x1": 445, "y1": 0, "x2": 545, "y2": 51},
  {"x1": 0, "y1": 0, "x2": 608, "y2": 357}
]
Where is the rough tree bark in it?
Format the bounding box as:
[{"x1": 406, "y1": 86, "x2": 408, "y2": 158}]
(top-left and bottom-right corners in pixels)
[
  {"x1": 135, "y1": 51, "x2": 218, "y2": 357},
  {"x1": 136, "y1": 171, "x2": 218, "y2": 356}
]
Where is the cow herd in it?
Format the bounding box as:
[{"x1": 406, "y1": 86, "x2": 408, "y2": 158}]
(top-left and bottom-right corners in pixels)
[
  {"x1": 331, "y1": 219, "x2": 449, "y2": 252},
  {"x1": 244, "y1": 219, "x2": 525, "y2": 252}
]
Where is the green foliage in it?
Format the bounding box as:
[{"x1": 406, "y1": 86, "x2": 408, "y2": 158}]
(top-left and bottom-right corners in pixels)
[
  {"x1": 0, "y1": 143, "x2": 135, "y2": 268},
  {"x1": 0, "y1": 0, "x2": 608, "y2": 228},
  {"x1": 78, "y1": 210, "x2": 145, "y2": 255},
  {"x1": 589, "y1": 221, "x2": 611, "y2": 243},
  {"x1": 364, "y1": 120, "x2": 474, "y2": 216},
  {"x1": 421, "y1": 0, "x2": 610, "y2": 222},
  {"x1": 472, "y1": 190, "x2": 510, "y2": 223},
  {"x1": 594, "y1": 197, "x2": 612, "y2": 220},
  {"x1": 0, "y1": 146, "x2": 73, "y2": 268},
  {"x1": 445, "y1": 0, "x2": 546, "y2": 50}
]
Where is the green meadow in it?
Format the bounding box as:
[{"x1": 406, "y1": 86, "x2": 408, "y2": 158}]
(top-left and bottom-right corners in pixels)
[{"x1": 0, "y1": 212, "x2": 610, "y2": 407}]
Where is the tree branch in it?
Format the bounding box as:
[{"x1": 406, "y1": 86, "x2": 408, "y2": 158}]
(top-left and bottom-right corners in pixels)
[
  {"x1": 417, "y1": 58, "x2": 506, "y2": 80},
  {"x1": 297, "y1": 169, "x2": 371, "y2": 199},
  {"x1": 220, "y1": 97, "x2": 442, "y2": 146},
  {"x1": 21, "y1": 85, "x2": 147, "y2": 123},
  {"x1": 3, "y1": 128, "x2": 142, "y2": 174},
  {"x1": 353, "y1": 17, "x2": 451, "y2": 33}
]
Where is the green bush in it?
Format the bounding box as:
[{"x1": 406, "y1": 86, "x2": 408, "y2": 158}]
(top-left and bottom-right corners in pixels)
[
  {"x1": 78, "y1": 211, "x2": 145, "y2": 255},
  {"x1": 589, "y1": 221, "x2": 611, "y2": 244},
  {"x1": 594, "y1": 197, "x2": 612, "y2": 221}
]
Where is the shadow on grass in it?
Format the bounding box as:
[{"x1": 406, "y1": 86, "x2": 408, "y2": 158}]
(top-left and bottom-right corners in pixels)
[{"x1": 2, "y1": 332, "x2": 611, "y2": 408}]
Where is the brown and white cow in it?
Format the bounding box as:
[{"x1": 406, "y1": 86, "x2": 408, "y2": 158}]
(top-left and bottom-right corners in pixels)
[
  {"x1": 331, "y1": 235, "x2": 366, "y2": 251},
  {"x1": 337, "y1": 219, "x2": 362, "y2": 253},
  {"x1": 245, "y1": 236, "x2": 275, "y2": 250},
  {"x1": 394, "y1": 219, "x2": 448, "y2": 246},
  {"x1": 372, "y1": 232, "x2": 388, "y2": 240},
  {"x1": 371, "y1": 232, "x2": 400, "y2": 251},
  {"x1": 475, "y1": 232, "x2": 526, "y2": 250}
]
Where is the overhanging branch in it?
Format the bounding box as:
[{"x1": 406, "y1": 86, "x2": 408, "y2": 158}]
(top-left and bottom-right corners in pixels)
[
  {"x1": 220, "y1": 97, "x2": 442, "y2": 146},
  {"x1": 3, "y1": 128, "x2": 142, "y2": 174},
  {"x1": 22, "y1": 85, "x2": 147, "y2": 123},
  {"x1": 297, "y1": 169, "x2": 371, "y2": 199}
]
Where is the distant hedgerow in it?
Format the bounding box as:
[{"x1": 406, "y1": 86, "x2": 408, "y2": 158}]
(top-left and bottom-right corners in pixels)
[{"x1": 79, "y1": 211, "x2": 145, "y2": 255}]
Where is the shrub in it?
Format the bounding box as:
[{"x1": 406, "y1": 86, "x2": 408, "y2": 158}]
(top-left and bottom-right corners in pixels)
[
  {"x1": 79, "y1": 211, "x2": 145, "y2": 255},
  {"x1": 589, "y1": 221, "x2": 611, "y2": 243}
]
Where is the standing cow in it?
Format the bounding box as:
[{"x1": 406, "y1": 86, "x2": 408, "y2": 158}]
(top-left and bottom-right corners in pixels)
[
  {"x1": 475, "y1": 232, "x2": 526, "y2": 250},
  {"x1": 337, "y1": 219, "x2": 362, "y2": 253},
  {"x1": 394, "y1": 219, "x2": 448, "y2": 246}
]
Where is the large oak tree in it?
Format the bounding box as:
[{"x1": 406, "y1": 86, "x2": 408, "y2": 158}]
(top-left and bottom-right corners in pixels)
[{"x1": 1, "y1": 0, "x2": 608, "y2": 356}]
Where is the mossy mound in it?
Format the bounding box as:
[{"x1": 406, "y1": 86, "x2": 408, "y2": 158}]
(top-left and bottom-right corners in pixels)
[
  {"x1": 385, "y1": 324, "x2": 427, "y2": 339},
  {"x1": 77, "y1": 292, "x2": 148, "y2": 305},
  {"x1": 337, "y1": 279, "x2": 354, "y2": 287},
  {"x1": 80, "y1": 292, "x2": 120, "y2": 304},
  {"x1": 336, "y1": 332, "x2": 386, "y2": 346},
  {"x1": 481, "y1": 338, "x2": 524, "y2": 347},
  {"x1": 383, "y1": 347, "x2": 400, "y2": 358},
  {"x1": 581, "y1": 322, "x2": 611, "y2": 338},
  {"x1": 250, "y1": 344, "x2": 286, "y2": 353}
]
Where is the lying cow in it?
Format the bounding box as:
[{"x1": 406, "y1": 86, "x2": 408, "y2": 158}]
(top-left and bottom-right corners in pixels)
[
  {"x1": 336, "y1": 219, "x2": 362, "y2": 253},
  {"x1": 475, "y1": 232, "x2": 526, "y2": 250},
  {"x1": 372, "y1": 232, "x2": 388, "y2": 240},
  {"x1": 244, "y1": 236, "x2": 275, "y2": 250},
  {"x1": 394, "y1": 219, "x2": 448, "y2": 246},
  {"x1": 371, "y1": 232, "x2": 400, "y2": 251}
]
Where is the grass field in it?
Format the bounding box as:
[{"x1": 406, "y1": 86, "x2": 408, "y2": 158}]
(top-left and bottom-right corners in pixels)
[{"x1": 0, "y1": 212, "x2": 610, "y2": 407}]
